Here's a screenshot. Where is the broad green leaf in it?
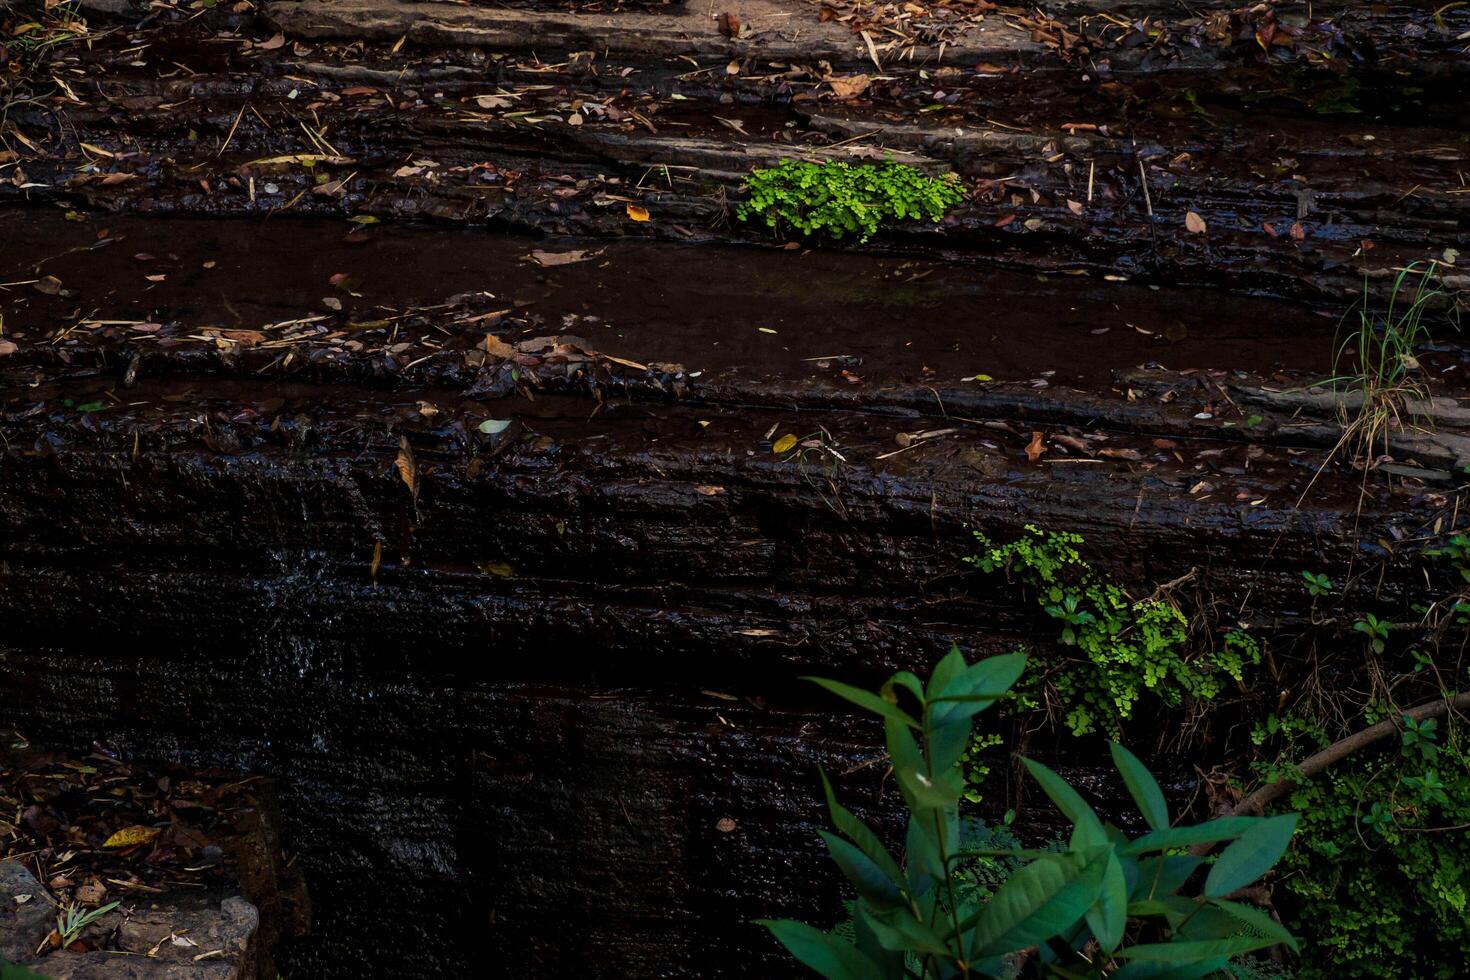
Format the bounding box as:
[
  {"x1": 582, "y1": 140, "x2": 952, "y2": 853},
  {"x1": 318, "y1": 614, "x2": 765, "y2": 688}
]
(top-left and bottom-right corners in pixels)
[
  {"x1": 1120, "y1": 817, "x2": 1260, "y2": 856},
  {"x1": 1110, "y1": 959, "x2": 1228, "y2": 980},
  {"x1": 756, "y1": 920, "x2": 883, "y2": 979},
  {"x1": 805, "y1": 677, "x2": 919, "y2": 729},
  {"x1": 865, "y1": 906, "x2": 955, "y2": 957},
  {"x1": 926, "y1": 645, "x2": 967, "y2": 699},
  {"x1": 852, "y1": 903, "x2": 908, "y2": 979},
  {"x1": 1209, "y1": 899, "x2": 1299, "y2": 952},
  {"x1": 819, "y1": 770, "x2": 903, "y2": 886},
  {"x1": 820, "y1": 832, "x2": 905, "y2": 909},
  {"x1": 1085, "y1": 850, "x2": 1127, "y2": 953},
  {"x1": 1021, "y1": 758, "x2": 1103, "y2": 835},
  {"x1": 886, "y1": 671, "x2": 925, "y2": 704},
  {"x1": 928, "y1": 717, "x2": 970, "y2": 776},
  {"x1": 931, "y1": 652, "x2": 1026, "y2": 725},
  {"x1": 905, "y1": 814, "x2": 943, "y2": 887},
  {"x1": 1130, "y1": 855, "x2": 1202, "y2": 901},
  {"x1": 969, "y1": 854, "x2": 1104, "y2": 957},
  {"x1": 1203, "y1": 814, "x2": 1298, "y2": 898},
  {"x1": 1116, "y1": 935, "x2": 1290, "y2": 963},
  {"x1": 896, "y1": 764, "x2": 964, "y2": 811},
  {"x1": 1109, "y1": 742, "x2": 1169, "y2": 831}
]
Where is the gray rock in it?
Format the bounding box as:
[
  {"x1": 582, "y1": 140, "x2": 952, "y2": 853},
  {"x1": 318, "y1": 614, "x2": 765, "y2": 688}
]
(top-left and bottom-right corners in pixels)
[{"x1": 0, "y1": 862, "x2": 259, "y2": 980}]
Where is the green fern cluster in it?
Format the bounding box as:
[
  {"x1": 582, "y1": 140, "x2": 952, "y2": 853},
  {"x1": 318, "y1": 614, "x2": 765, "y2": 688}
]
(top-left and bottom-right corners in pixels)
[
  {"x1": 966, "y1": 525, "x2": 1258, "y2": 737},
  {"x1": 737, "y1": 159, "x2": 965, "y2": 242}
]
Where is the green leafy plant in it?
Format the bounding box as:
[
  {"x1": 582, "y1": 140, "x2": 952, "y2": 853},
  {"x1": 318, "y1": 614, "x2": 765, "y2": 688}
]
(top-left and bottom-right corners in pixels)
[
  {"x1": 1353, "y1": 614, "x2": 1391, "y2": 655},
  {"x1": 1426, "y1": 532, "x2": 1470, "y2": 584},
  {"x1": 759, "y1": 647, "x2": 1299, "y2": 978},
  {"x1": 55, "y1": 900, "x2": 119, "y2": 948},
  {"x1": 1300, "y1": 572, "x2": 1332, "y2": 598},
  {"x1": 738, "y1": 160, "x2": 965, "y2": 243},
  {"x1": 1328, "y1": 261, "x2": 1458, "y2": 470},
  {"x1": 966, "y1": 526, "x2": 1258, "y2": 736},
  {"x1": 1275, "y1": 729, "x2": 1470, "y2": 979}
]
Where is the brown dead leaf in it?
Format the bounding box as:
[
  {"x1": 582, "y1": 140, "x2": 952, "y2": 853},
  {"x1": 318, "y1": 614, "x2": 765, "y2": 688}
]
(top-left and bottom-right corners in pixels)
[
  {"x1": 694, "y1": 485, "x2": 726, "y2": 496},
  {"x1": 715, "y1": 817, "x2": 737, "y2": 833},
  {"x1": 1290, "y1": 221, "x2": 1306, "y2": 241},
  {"x1": 33, "y1": 275, "x2": 62, "y2": 296},
  {"x1": 626, "y1": 203, "x2": 650, "y2": 222},
  {"x1": 0, "y1": 340, "x2": 17, "y2": 357},
  {"x1": 256, "y1": 32, "x2": 287, "y2": 51},
  {"x1": 395, "y1": 437, "x2": 418, "y2": 500},
  {"x1": 527, "y1": 249, "x2": 600, "y2": 267},
  {"x1": 828, "y1": 75, "x2": 871, "y2": 100},
  {"x1": 1025, "y1": 431, "x2": 1046, "y2": 462},
  {"x1": 718, "y1": 12, "x2": 740, "y2": 37},
  {"x1": 75, "y1": 880, "x2": 107, "y2": 905},
  {"x1": 1184, "y1": 211, "x2": 1207, "y2": 234},
  {"x1": 484, "y1": 333, "x2": 514, "y2": 358},
  {"x1": 1100, "y1": 447, "x2": 1144, "y2": 461}
]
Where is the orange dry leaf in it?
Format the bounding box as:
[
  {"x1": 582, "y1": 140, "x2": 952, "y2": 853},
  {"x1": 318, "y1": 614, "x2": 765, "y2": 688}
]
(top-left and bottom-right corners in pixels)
[
  {"x1": 395, "y1": 437, "x2": 418, "y2": 500},
  {"x1": 1026, "y1": 431, "x2": 1046, "y2": 462},
  {"x1": 626, "y1": 203, "x2": 650, "y2": 222}
]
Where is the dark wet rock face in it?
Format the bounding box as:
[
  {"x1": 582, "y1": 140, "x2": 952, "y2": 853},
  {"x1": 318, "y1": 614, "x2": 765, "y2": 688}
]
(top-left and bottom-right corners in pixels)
[{"x1": 2, "y1": 0, "x2": 1468, "y2": 976}]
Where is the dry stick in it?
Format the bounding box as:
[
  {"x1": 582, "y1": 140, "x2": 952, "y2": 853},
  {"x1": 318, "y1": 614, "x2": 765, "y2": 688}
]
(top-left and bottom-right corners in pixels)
[{"x1": 1190, "y1": 690, "x2": 1470, "y2": 856}]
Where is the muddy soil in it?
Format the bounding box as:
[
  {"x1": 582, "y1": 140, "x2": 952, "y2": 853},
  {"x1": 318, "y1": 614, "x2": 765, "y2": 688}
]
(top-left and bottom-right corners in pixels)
[{"x1": 2, "y1": 1, "x2": 1469, "y2": 976}]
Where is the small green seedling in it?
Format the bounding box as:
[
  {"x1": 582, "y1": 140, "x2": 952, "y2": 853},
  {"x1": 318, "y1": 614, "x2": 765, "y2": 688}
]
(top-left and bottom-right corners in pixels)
[
  {"x1": 56, "y1": 900, "x2": 120, "y2": 948},
  {"x1": 1354, "y1": 613, "x2": 1391, "y2": 654},
  {"x1": 1301, "y1": 571, "x2": 1333, "y2": 597}
]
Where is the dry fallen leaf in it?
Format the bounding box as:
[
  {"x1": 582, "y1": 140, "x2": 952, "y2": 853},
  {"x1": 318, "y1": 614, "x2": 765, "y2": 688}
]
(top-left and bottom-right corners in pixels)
[
  {"x1": 626, "y1": 203, "x2": 650, "y2": 222},
  {"x1": 1025, "y1": 431, "x2": 1047, "y2": 462},
  {"x1": 828, "y1": 74, "x2": 871, "y2": 100},
  {"x1": 694, "y1": 485, "x2": 726, "y2": 496},
  {"x1": 527, "y1": 249, "x2": 599, "y2": 267},
  {"x1": 718, "y1": 12, "x2": 740, "y2": 37},
  {"x1": 485, "y1": 333, "x2": 514, "y2": 358},
  {"x1": 715, "y1": 817, "x2": 737, "y2": 833},
  {"x1": 256, "y1": 32, "x2": 287, "y2": 51},
  {"x1": 0, "y1": 340, "x2": 17, "y2": 357},
  {"x1": 103, "y1": 825, "x2": 158, "y2": 849},
  {"x1": 395, "y1": 436, "x2": 418, "y2": 500},
  {"x1": 1184, "y1": 211, "x2": 1208, "y2": 234},
  {"x1": 33, "y1": 275, "x2": 62, "y2": 295},
  {"x1": 772, "y1": 433, "x2": 798, "y2": 454}
]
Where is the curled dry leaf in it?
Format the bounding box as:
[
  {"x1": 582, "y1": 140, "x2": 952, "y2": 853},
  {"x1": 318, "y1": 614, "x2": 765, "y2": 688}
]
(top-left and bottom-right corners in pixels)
[
  {"x1": 1025, "y1": 431, "x2": 1047, "y2": 462},
  {"x1": 395, "y1": 437, "x2": 418, "y2": 500},
  {"x1": 1185, "y1": 211, "x2": 1208, "y2": 234},
  {"x1": 0, "y1": 339, "x2": 17, "y2": 357}
]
